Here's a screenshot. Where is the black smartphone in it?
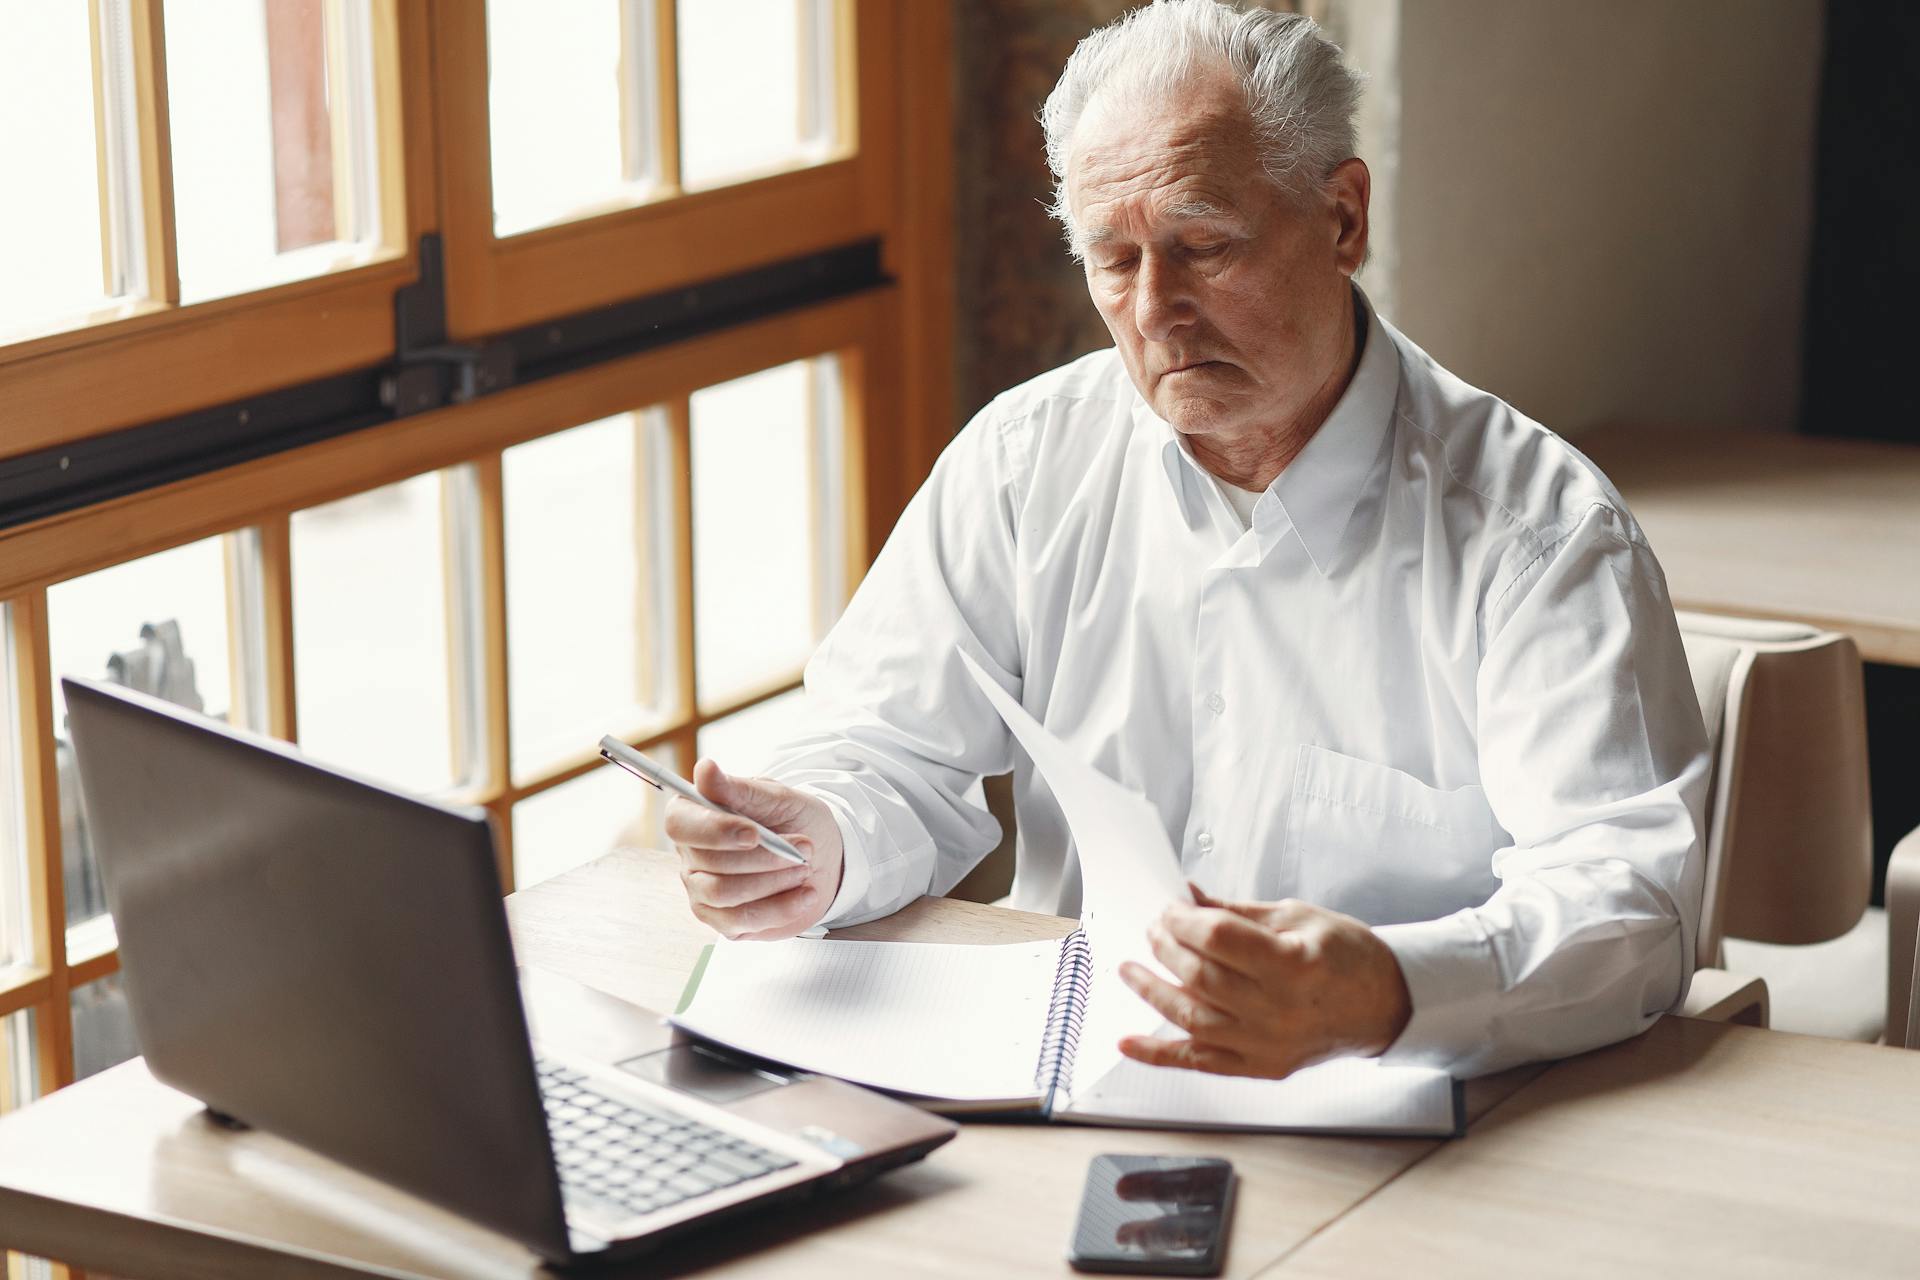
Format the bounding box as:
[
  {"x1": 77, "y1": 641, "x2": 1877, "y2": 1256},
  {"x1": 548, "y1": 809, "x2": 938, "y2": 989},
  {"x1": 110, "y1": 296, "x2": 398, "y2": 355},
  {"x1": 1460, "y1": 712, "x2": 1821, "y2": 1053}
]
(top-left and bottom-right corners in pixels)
[{"x1": 1067, "y1": 1154, "x2": 1236, "y2": 1276}]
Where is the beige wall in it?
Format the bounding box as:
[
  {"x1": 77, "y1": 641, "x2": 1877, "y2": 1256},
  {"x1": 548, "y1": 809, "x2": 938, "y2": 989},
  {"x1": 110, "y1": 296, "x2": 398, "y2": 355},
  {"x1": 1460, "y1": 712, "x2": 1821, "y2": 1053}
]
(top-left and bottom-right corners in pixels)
[{"x1": 1388, "y1": 0, "x2": 1823, "y2": 436}]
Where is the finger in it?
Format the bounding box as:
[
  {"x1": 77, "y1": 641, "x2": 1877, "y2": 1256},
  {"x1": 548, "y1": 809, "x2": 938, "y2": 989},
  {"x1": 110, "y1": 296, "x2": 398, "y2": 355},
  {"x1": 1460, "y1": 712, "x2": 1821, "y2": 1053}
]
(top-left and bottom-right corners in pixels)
[
  {"x1": 1117, "y1": 1032, "x2": 1248, "y2": 1076},
  {"x1": 676, "y1": 840, "x2": 804, "y2": 875},
  {"x1": 683, "y1": 864, "x2": 811, "y2": 909},
  {"x1": 1219, "y1": 896, "x2": 1318, "y2": 930},
  {"x1": 690, "y1": 880, "x2": 824, "y2": 941},
  {"x1": 694, "y1": 758, "x2": 809, "y2": 828},
  {"x1": 1188, "y1": 881, "x2": 1222, "y2": 908},
  {"x1": 1119, "y1": 961, "x2": 1230, "y2": 1035},
  {"x1": 1157, "y1": 905, "x2": 1278, "y2": 979},
  {"x1": 664, "y1": 793, "x2": 763, "y2": 850},
  {"x1": 1146, "y1": 921, "x2": 1251, "y2": 1011}
]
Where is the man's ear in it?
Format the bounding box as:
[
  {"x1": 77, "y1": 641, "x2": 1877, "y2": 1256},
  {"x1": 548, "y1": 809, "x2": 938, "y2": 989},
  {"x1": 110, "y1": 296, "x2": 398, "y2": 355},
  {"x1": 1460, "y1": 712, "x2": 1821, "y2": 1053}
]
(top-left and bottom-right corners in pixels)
[{"x1": 1327, "y1": 157, "x2": 1370, "y2": 277}]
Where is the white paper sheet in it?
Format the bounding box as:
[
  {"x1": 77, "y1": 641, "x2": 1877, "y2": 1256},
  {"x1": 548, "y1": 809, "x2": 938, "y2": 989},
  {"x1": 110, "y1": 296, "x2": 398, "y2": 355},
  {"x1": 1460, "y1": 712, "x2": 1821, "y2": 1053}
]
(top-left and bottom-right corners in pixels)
[
  {"x1": 671, "y1": 936, "x2": 1060, "y2": 1102},
  {"x1": 957, "y1": 649, "x2": 1192, "y2": 1091},
  {"x1": 1062, "y1": 1055, "x2": 1458, "y2": 1135}
]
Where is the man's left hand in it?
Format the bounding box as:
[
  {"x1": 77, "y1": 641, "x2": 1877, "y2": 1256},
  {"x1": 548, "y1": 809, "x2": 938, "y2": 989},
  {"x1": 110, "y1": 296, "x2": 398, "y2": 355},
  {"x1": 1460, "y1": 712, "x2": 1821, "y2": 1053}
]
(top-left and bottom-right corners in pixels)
[{"x1": 1117, "y1": 886, "x2": 1413, "y2": 1079}]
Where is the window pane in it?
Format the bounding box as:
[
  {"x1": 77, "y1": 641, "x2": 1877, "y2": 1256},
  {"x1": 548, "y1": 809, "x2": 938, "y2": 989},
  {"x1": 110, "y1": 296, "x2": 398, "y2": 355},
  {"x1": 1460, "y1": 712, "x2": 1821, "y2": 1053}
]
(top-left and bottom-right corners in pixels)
[
  {"x1": 692, "y1": 358, "x2": 845, "y2": 708},
  {"x1": 1, "y1": 1009, "x2": 37, "y2": 1114},
  {"x1": 0, "y1": 6, "x2": 111, "y2": 339},
  {"x1": 696, "y1": 689, "x2": 813, "y2": 778},
  {"x1": 166, "y1": 0, "x2": 383, "y2": 302},
  {"x1": 48, "y1": 538, "x2": 236, "y2": 928},
  {"x1": 505, "y1": 412, "x2": 676, "y2": 782},
  {"x1": 487, "y1": 0, "x2": 637, "y2": 236},
  {"x1": 71, "y1": 973, "x2": 138, "y2": 1082},
  {"x1": 0, "y1": 611, "x2": 25, "y2": 973},
  {"x1": 292, "y1": 475, "x2": 462, "y2": 794},
  {"x1": 513, "y1": 741, "x2": 677, "y2": 891},
  {"x1": 678, "y1": 0, "x2": 838, "y2": 190}
]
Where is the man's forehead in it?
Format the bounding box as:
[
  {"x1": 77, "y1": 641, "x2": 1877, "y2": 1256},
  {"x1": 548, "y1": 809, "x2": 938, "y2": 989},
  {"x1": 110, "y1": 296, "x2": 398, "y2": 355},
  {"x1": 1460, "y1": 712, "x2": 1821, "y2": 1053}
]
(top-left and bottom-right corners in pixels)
[
  {"x1": 1075, "y1": 189, "x2": 1238, "y2": 248},
  {"x1": 1065, "y1": 79, "x2": 1263, "y2": 234}
]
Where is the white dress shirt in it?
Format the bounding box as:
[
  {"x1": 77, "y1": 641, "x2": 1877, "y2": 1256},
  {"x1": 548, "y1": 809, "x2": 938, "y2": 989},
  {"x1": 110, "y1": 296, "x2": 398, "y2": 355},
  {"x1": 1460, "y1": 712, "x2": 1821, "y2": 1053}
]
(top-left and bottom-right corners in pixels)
[{"x1": 767, "y1": 294, "x2": 1710, "y2": 1078}]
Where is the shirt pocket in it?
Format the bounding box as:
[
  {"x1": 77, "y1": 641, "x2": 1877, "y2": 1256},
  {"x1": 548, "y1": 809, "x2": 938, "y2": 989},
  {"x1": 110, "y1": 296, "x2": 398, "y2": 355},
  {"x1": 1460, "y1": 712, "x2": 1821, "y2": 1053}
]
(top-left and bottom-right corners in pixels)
[{"x1": 1283, "y1": 745, "x2": 1505, "y2": 926}]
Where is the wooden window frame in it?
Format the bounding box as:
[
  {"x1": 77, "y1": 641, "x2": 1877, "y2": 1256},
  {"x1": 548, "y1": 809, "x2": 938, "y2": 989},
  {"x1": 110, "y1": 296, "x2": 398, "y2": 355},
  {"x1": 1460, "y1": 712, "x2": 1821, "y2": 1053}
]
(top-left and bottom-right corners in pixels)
[
  {"x1": 0, "y1": 284, "x2": 901, "y2": 1068},
  {"x1": 0, "y1": 0, "x2": 436, "y2": 456},
  {"x1": 0, "y1": 14, "x2": 954, "y2": 1236},
  {"x1": 432, "y1": 0, "x2": 900, "y2": 337}
]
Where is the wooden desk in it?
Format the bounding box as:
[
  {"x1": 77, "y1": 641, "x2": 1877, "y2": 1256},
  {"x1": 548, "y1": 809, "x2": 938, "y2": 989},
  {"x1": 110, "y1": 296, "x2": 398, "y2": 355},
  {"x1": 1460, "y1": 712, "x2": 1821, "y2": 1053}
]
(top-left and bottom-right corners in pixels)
[
  {"x1": 0, "y1": 849, "x2": 1532, "y2": 1279},
  {"x1": 1579, "y1": 428, "x2": 1920, "y2": 666},
  {"x1": 7, "y1": 849, "x2": 1920, "y2": 1277},
  {"x1": 1275, "y1": 1016, "x2": 1920, "y2": 1278}
]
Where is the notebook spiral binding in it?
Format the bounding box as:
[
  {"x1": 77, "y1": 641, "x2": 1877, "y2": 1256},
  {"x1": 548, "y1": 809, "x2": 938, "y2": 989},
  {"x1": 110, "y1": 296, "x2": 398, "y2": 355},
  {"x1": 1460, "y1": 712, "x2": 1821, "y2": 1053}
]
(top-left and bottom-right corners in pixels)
[{"x1": 1034, "y1": 928, "x2": 1092, "y2": 1105}]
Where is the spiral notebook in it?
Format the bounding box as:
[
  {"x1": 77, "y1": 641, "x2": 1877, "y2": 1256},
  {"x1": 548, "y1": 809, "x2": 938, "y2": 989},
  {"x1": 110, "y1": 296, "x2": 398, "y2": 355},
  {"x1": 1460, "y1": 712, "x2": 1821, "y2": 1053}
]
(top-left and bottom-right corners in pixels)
[
  {"x1": 671, "y1": 931, "x2": 1461, "y2": 1134},
  {"x1": 670, "y1": 647, "x2": 1462, "y2": 1136}
]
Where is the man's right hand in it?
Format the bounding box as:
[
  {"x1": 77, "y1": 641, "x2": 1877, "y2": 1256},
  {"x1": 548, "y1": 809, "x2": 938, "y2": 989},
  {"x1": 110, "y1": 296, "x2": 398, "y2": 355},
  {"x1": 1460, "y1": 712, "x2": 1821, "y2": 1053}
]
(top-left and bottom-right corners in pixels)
[{"x1": 664, "y1": 758, "x2": 844, "y2": 941}]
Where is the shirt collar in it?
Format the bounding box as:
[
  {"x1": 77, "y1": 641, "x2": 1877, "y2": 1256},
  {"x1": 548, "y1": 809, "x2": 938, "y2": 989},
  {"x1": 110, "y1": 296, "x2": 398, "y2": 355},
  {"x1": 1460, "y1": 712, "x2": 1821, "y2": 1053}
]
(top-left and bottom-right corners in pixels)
[{"x1": 1144, "y1": 287, "x2": 1400, "y2": 575}]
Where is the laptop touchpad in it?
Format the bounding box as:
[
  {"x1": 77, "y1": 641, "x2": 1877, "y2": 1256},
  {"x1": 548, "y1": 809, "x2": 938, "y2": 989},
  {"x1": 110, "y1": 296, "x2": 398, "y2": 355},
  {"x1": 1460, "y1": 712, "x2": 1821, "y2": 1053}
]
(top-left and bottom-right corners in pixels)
[{"x1": 618, "y1": 1042, "x2": 792, "y2": 1105}]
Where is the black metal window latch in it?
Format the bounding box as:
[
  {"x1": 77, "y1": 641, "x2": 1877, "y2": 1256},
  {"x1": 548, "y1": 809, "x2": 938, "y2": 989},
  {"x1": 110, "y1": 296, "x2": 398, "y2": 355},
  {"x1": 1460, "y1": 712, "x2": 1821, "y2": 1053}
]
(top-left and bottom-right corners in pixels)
[{"x1": 382, "y1": 234, "x2": 518, "y2": 417}]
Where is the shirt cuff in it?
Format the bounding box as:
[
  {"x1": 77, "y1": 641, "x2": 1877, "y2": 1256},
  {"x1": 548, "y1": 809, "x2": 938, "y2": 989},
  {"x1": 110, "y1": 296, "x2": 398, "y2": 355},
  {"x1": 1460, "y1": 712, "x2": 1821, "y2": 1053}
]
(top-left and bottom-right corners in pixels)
[
  {"x1": 1373, "y1": 911, "x2": 1503, "y2": 1072},
  {"x1": 801, "y1": 785, "x2": 870, "y2": 929}
]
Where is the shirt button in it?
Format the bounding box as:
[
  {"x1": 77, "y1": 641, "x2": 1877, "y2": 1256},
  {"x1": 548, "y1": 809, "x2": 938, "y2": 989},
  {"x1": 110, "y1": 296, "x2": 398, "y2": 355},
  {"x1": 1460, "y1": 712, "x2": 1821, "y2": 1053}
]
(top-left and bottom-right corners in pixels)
[
  {"x1": 1206, "y1": 692, "x2": 1226, "y2": 716},
  {"x1": 1196, "y1": 832, "x2": 1215, "y2": 854}
]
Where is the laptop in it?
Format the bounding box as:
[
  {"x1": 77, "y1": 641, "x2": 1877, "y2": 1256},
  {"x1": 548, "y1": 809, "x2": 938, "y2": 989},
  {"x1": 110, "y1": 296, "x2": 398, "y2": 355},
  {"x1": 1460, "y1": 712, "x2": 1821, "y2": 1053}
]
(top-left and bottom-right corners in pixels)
[{"x1": 60, "y1": 675, "x2": 956, "y2": 1266}]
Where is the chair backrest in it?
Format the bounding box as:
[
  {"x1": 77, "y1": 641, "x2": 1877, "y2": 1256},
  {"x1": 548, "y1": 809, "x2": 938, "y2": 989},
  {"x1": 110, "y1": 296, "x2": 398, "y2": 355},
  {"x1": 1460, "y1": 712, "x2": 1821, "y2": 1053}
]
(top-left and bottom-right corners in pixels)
[
  {"x1": 1908, "y1": 917, "x2": 1920, "y2": 1050},
  {"x1": 1678, "y1": 611, "x2": 1873, "y2": 968}
]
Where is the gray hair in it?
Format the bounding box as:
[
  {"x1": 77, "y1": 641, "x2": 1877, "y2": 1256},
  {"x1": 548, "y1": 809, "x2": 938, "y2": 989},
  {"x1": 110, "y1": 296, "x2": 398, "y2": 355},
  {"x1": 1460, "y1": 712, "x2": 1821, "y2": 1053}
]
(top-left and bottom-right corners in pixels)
[{"x1": 1040, "y1": 0, "x2": 1366, "y2": 251}]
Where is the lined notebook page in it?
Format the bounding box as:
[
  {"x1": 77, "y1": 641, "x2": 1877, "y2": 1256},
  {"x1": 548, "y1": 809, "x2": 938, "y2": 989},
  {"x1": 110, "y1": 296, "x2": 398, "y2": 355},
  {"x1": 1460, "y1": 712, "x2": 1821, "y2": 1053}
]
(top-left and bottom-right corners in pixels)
[
  {"x1": 1062, "y1": 1055, "x2": 1457, "y2": 1135},
  {"x1": 671, "y1": 937, "x2": 1061, "y2": 1102}
]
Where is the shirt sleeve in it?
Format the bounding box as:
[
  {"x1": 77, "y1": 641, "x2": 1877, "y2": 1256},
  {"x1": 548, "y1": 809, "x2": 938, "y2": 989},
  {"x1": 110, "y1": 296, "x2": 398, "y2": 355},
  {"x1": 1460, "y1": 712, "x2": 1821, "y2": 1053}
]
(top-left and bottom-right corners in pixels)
[
  {"x1": 1375, "y1": 502, "x2": 1710, "y2": 1077},
  {"x1": 763, "y1": 406, "x2": 1029, "y2": 928}
]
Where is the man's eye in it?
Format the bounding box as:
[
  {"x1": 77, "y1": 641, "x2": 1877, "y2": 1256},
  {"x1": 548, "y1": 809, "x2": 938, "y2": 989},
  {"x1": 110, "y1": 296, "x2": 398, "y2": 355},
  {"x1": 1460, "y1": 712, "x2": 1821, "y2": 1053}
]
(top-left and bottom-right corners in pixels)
[
  {"x1": 1096, "y1": 256, "x2": 1138, "y2": 273},
  {"x1": 1187, "y1": 242, "x2": 1228, "y2": 259}
]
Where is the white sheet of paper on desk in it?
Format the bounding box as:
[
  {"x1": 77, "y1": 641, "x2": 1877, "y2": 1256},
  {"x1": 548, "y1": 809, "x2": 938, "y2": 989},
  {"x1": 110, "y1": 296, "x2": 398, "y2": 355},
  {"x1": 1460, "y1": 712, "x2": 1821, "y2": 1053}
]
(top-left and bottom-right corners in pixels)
[
  {"x1": 1062, "y1": 1055, "x2": 1458, "y2": 1134},
  {"x1": 957, "y1": 647, "x2": 1190, "y2": 1084},
  {"x1": 673, "y1": 936, "x2": 1060, "y2": 1102}
]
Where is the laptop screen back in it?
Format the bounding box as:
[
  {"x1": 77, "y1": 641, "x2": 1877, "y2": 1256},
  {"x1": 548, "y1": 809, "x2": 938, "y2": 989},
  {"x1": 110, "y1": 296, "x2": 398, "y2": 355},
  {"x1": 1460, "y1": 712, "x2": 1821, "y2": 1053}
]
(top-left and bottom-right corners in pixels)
[{"x1": 61, "y1": 676, "x2": 570, "y2": 1258}]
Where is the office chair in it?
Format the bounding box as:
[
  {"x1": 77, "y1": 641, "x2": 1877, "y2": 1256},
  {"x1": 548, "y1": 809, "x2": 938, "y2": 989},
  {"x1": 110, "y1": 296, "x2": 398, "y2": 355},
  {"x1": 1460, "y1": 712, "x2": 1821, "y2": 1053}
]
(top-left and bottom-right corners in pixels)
[
  {"x1": 1906, "y1": 833, "x2": 1920, "y2": 1051},
  {"x1": 1675, "y1": 612, "x2": 1920, "y2": 1043}
]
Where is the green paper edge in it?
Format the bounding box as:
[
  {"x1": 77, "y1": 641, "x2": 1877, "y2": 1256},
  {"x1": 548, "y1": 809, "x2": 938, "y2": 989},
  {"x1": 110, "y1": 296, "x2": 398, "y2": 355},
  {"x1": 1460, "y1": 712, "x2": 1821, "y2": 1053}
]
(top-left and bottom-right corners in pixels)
[{"x1": 674, "y1": 943, "x2": 716, "y2": 1015}]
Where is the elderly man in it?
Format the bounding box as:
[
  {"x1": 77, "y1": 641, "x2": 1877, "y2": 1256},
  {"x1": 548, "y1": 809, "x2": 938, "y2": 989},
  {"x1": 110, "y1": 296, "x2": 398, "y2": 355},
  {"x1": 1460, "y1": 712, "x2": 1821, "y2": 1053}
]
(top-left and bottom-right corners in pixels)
[{"x1": 666, "y1": 0, "x2": 1708, "y2": 1080}]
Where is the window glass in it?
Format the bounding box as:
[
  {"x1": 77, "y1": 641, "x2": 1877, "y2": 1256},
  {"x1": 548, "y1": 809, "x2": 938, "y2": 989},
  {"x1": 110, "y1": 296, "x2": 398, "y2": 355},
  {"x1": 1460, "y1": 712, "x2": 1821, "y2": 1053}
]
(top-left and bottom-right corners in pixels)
[
  {"x1": 487, "y1": 0, "x2": 634, "y2": 236},
  {"x1": 505, "y1": 412, "x2": 676, "y2": 782},
  {"x1": 678, "y1": 0, "x2": 837, "y2": 190},
  {"x1": 0, "y1": 1009, "x2": 37, "y2": 1114},
  {"x1": 696, "y1": 689, "x2": 814, "y2": 778},
  {"x1": 0, "y1": 611, "x2": 24, "y2": 974},
  {"x1": 292, "y1": 474, "x2": 463, "y2": 795},
  {"x1": 48, "y1": 538, "x2": 236, "y2": 929},
  {"x1": 71, "y1": 974, "x2": 139, "y2": 1082},
  {"x1": 0, "y1": 6, "x2": 112, "y2": 339},
  {"x1": 692, "y1": 358, "x2": 844, "y2": 708},
  {"x1": 166, "y1": 0, "x2": 383, "y2": 302},
  {"x1": 513, "y1": 741, "x2": 677, "y2": 891}
]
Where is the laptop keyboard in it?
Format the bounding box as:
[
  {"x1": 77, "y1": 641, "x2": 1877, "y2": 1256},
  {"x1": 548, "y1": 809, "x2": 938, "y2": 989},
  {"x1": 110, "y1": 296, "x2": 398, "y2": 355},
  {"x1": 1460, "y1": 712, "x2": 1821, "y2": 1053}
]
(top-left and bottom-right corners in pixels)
[{"x1": 537, "y1": 1059, "x2": 799, "y2": 1221}]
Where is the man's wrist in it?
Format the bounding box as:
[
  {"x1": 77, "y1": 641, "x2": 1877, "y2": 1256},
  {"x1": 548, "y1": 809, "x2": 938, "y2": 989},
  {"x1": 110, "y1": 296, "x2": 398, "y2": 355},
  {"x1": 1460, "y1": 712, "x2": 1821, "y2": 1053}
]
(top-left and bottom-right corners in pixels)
[
  {"x1": 1374, "y1": 951, "x2": 1420, "y2": 1059},
  {"x1": 1364, "y1": 942, "x2": 1414, "y2": 1057},
  {"x1": 805, "y1": 786, "x2": 867, "y2": 928}
]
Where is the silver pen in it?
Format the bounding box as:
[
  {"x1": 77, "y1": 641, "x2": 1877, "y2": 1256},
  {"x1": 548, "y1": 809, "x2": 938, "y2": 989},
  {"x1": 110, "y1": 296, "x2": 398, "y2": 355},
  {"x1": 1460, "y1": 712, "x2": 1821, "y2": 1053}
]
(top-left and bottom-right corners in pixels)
[{"x1": 597, "y1": 736, "x2": 808, "y2": 867}]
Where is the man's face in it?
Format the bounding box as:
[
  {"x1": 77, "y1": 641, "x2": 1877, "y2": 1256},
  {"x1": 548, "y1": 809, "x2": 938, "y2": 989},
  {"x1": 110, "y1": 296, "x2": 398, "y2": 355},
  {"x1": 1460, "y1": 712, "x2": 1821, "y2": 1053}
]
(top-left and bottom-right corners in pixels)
[{"x1": 1066, "y1": 76, "x2": 1367, "y2": 446}]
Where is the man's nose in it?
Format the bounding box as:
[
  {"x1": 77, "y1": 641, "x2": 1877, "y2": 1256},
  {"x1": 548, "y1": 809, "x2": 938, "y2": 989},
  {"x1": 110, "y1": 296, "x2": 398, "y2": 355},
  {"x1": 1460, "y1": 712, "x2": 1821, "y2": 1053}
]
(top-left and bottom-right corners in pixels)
[{"x1": 1133, "y1": 252, "x2": 1195, "y2": 342}]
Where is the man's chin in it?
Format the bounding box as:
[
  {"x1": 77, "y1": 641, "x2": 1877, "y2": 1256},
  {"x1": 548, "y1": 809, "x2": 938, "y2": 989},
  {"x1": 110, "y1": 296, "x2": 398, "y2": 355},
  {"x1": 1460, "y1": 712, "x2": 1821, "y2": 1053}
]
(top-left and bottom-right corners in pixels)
[{"x1": 1158, "y1": 396, "x2": 1243, "y2": 437}]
